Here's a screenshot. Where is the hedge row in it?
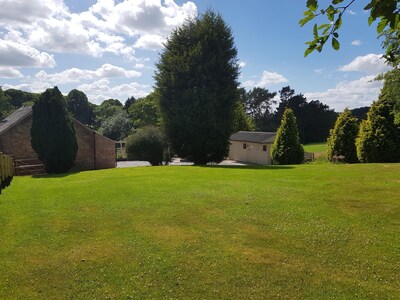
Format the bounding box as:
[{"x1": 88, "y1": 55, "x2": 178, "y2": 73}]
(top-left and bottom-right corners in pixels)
[{"x1": 0, "y1": 153, "x2": 14, "y2": 194}]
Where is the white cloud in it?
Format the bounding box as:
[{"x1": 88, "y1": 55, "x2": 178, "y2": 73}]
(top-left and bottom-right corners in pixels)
[
  {"x1": 305, "y1": 75, "x2": 383, "y2": 111},
  {"x1": 339, "y1": 53, "x2": 391, "y2": 74},
  {"x1": 0, "y1": 0, "x2": 68, "y2": 26},
  {"x1": 2, "y1": 81, "x2": 53, "y2": 93},
  {"x1": 239, "y1": 61, "x2": 246, "y2": 68},
  {"x1": 0, "y1": 39, "x2": 55, "y2": 68},
  {"x1": 134, "y1": 34, "x2": 165, "y2": 50},
  {"x1": 0, "y1": 67, "x2": 23, "y2": 78},
  {"x1": 351, "y1": 40, "x2": 362, "y2": 46},
  {"x1": 257, "y1": 70, "x2": 288, "y2": 87},
  {"x1": 35, "y1": 64, "x2": 141, "y2": 84},
  {"x1": 0, "y1": 0, "x2": 198, "y2": 59},
  {"x1": 77, "y1": 79, "x2": 150, "y2": 104},
  {"x1": 346, "y1": 10, "x2": 357, "y2": 15}
]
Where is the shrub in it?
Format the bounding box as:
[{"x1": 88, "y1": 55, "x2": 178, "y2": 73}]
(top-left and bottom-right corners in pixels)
[
  {"x1": 126, "y1": 126, "x2": 169, "y2": 166},
  {"x1": 356, "y1": 98, "x2": 400, "y2": 163},
  {"x1": 31, "y1": 87, "x2": 78, "y2": 173},
  {"x1": 271, "y1": 108, "x2": 304, "y2": 164},
  {"x1": 327, "y1": 108, "x2": 359, "y2": 163}
]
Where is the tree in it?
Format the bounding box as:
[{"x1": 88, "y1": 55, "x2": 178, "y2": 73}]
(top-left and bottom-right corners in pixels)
[
  {"x1": 327, "y1": 108, "x2": 359, "y2": 163},
  {"x1": 67, "y1": 89, "x2": 94, "y2": 125},
  {"x1": 301, "y1": 0, "x2": 400, "y2": 66},
  {"x1": 125, "y1": 126, "x2": 169, "y2": 166},
  {"x1": 351, "y1": 106, "x2": 370, "y2": 121},
  {"x1": 275, "y1": 86, "x2": 337, "y2": 144},
  {"x1": 99, "y1": 110, "x2": 133, "y2": 141},
  {"x1": 4, "y1": 89, "x2": 39, "y2": 108},
  {"x1": 376, "y1": 68, "x2": 400, "y2": 124},
  {"x1": 356, "y1": 98, "x2": 400, "y2": 163},
  {"x1": 124, "y1": 96, "x2": 136, "y2": 112},
  {"x1": 240, "y1": 87, "x2": 277, "y2": 131},
  {"x1": 232, "y1": 99, "x2": 255, "y2": 132},
  {"x1": 128, "y1": 92, "x2": 161, "y2": 129},
  {"x1": 155, "y1": 10, "x2": 239, "y2": 164},
  {"x1": 0, "y1": 88, "x2": 13, "y2": 120},
  {"x1": 271, "y1": 108, "x2": 304, "y2": 165},
  {"x1": 31, "y1": 87, "x2": 78, "y2": 173},
  {"x1": 94, "y1": 99, "x2": 124, "y2": 130}
]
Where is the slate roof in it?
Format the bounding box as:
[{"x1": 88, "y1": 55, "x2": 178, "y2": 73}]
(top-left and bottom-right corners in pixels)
[
  {"x1": 0, "y1": 106, "x2": 32, "y2": 135},
  {"x1": 230, "y1": 131, "x2": 276, "y2": 144}
]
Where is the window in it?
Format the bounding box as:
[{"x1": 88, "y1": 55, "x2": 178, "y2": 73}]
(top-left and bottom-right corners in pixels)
[
  {"x1": 243, "y1": 143, "x2": 246, "y2": 149},
  {"x1": 263, "y1": 145, "x2": 267, "y2": 152}
]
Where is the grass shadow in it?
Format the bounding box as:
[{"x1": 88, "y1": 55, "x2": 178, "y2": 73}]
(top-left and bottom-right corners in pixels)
[
  {"x1": 199, "y1": 164, "x2": 295, "y2": 170},
  {"x1": 31, "y1": 171, "x2": 81, "y2": 179}
]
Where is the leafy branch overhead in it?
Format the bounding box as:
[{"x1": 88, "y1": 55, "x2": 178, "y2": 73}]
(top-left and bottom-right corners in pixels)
[{"x1": 300, "y1": 0, "x2": 400, "y2": 66}]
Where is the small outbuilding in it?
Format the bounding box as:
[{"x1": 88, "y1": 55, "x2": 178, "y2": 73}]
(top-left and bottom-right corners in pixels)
[
  {"x1": 0, "y1": 107, "x2": 116, "y2": 174},
  {"x1": 229, "y1": 131, "x2": 276, "y2": 165}
]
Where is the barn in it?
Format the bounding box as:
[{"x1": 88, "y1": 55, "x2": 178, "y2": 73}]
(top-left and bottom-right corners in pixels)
[
  {"x1": 229, "y1": 131, "x2": 276, "y2": 165},
  {"x1": 0, "y1": 107, "x2": 116, "y2": 175}
]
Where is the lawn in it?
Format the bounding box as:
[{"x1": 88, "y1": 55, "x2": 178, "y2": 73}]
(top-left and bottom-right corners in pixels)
[
  {"x1": 304, "y1": 142, "x2": 327, "y2": 153},
  {"x1": 0, "y1": 164, "x2": 399, "y2": 299}
]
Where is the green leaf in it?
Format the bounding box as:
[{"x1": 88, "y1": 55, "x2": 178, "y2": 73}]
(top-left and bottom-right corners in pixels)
[
  {"x1": 333, "y1": 32, "x2": 339, "y2": 38},
  {"x1": 313, "y1": 24, "x2": 318, "y2": 38},
  {"x1": 368, "y1": 16, "x2": 375, "y2": 25},
  {"x1": 306, "y1": 0, "x2": 318, "y2": 11},
  {"x1": 377, "y1": 18, "x2": 389, "y2": 33},
  {"x1": 332, "y1": 37, "x2": 340, "y2": 50},
  {"x1": 304, "y1": 47, "x2": 315, "y2": 57},
  {"x1": 299, "y1": 14, "x2": 314, "y2": 27},
  {"x1": 334, "y1": 17, "x2": 342, "y2": 30}
]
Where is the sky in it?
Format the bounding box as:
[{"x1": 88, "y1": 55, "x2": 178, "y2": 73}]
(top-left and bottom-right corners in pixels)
[{"x1": 0, "y1": 0, "x2": 392, "y2": 112}]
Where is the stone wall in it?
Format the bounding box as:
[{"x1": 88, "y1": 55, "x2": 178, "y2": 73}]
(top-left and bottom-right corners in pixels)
[
  {"x1": 73, "y1": 121, "x2": 95, "y2": 171},
  {"x1": 0, "y1": 114, "x2": 116, "y2": 172},
  {"x1": 0, "y1": 115, "x2": 38, "y2": 159},
  {"x1": 95, "y1": 133, "x2": 116, "y2": 169}
]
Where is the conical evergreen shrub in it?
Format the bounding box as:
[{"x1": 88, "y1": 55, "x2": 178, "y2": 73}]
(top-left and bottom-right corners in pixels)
[
  {"x1": 327, "y1": 108, "x2": 359, "y2": 163},
  {"x1": 271, "y1": 108, "x2": 304, "y2": 164},
  {"x1": 356, "y1": 98, "x2": 400, "y2": 163},
  {"x1": 31, "y1": 87, "x2": 78, "y2": 173}
]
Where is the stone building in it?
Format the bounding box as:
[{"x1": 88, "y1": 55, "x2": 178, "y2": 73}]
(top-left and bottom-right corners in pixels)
[{"x1": 0, "y1": 107, "x2": 116, "y2": 174}]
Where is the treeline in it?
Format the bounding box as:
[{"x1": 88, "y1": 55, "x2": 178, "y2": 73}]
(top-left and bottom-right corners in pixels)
[{"x1": 0, "y1": 84, "x2": 369, "y2": 146}]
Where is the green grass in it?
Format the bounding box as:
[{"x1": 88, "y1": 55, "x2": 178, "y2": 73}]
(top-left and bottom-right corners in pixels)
[
  {"x1": 1, "y1": 164, "x2": 399, "y2": 299},
  {"x1": 304, "y1": 142, "x2": 327, "y2": 153}
]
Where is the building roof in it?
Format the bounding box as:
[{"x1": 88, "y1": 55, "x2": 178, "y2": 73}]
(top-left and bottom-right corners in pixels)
[
  {"x1": 230, "y1": 131, "x2": 276, "y2": 144},
  {"x1": 0, "y1": 106, "x2": 32, "y2": 135}
]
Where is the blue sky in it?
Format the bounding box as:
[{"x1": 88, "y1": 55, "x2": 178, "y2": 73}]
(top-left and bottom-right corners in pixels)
[{"x1": 0, "y1": 0, "x2": 391, "y2": 111}]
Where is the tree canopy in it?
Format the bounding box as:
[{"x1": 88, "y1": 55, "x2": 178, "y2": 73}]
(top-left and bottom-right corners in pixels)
[
  {"x1": 301, "y1": 0, "x2": 400, "y2": 66},
  {"x1": 67, "y1": 89, "x2": 94, "y2": 125},
  {"x1": 155, "y1": 10, "x2": 239, "y2": 164}
]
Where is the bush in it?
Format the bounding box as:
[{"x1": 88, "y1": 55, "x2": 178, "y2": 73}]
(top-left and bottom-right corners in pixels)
[
  {"x1": 356, "y1": 98, "x2": 400, "y2": 163},
  {"x1": 271, "y1": 108, "x2": 304, "y2": 165},
  {"x1": 126, "y1": 126, "x2": 169, "y2": 166},
  {"x1": 327, "y1": 108, "x2": 359, "y2": 163},
  {"x1": 31, "y1": 87, "x2": 78, "y2": 173}
]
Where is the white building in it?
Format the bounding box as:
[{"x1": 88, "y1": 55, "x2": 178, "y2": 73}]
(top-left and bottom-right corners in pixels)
[{"x1": 229, "y1": 131, "x2": 276, "y2": 165}]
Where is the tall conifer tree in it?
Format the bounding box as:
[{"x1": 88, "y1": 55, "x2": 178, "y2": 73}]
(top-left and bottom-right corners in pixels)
[
  {"x1": 31, "y1": 87, "x2": 78, "y2": 173},
  {"x1": 155, "y1": 11, "x2": 239, "y2": 164}
]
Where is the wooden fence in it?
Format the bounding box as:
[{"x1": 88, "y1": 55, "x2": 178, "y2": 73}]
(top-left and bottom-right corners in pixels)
[{"x1": 0, "y1": 152, "x2": 14, "y2": 194}]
